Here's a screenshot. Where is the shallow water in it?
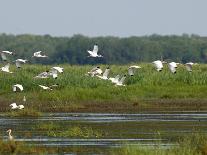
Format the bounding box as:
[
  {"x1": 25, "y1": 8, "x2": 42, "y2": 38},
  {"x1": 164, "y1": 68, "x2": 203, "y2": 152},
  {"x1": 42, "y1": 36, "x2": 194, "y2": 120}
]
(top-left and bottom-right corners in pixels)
[{"x1": 1, "y1": 112, "x2": 207, "y2": 154}]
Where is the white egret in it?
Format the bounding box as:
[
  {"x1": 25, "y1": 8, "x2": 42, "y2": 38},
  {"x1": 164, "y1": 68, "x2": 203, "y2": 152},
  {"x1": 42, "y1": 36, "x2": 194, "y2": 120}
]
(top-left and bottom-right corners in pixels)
[
  {"x1": 15, "y1": 59, "x2": 28, "y2": 68},
  {"x1": 35, "y1": 71, "x2": 50, "y2": 78},
  {"x1": 96, "y1": 67, "x2": 110, "y2": 80},
  {"x1": 32, "y1": 51, "x2": 48, "y2": 58},
  {"x1": 115, "y1": 75, "x2": 127, "y2": 86},
  {"x1": 6, "y1": 129, "x2": 14, "y2": 141},
  {"x1": 38, "y1": 85, "x2": 53, "y2": 90},
  {"x1": 47, "y1": 67, "x2": 64, "y2": 79},
  {"x1": 1, "y1": 51, "x2": 14, "y2": 61},
  {"x1": 23, "y1": 96, "x2": 26, "y2": 103},
  {"x1": 87, "y1": 66, "x2": 103, "y2": 77},
  {"x1": 10, "y1": 103, "x2": 24, "y2": 110},
  {"x1": 87, "y1": 45, "x2": 103, "y2": 57},
  {"x1": 152, "y1": 60, "x2": 164, "y2": 72},
  {"x1": 0, "y1": 63, "x2": 13, "y2": 73},
  {"x1": 12, "y1": 84, "x2": 23, "y2": 92},
  {"x1": 51, "y1": 67, "x2": 64, "y2": 73},
  {"x1": 168, "y1": 62, "x2": 179, "y2": 74},
  {"x1": 185, "y1": 62, "x2": 194, "y2": 72},
  {"x1": 128, "y1": 65, "x2": 141, "y2": 76},
  {"x1": 109, "y1": 75, "x2": 120, "y2": 84}
]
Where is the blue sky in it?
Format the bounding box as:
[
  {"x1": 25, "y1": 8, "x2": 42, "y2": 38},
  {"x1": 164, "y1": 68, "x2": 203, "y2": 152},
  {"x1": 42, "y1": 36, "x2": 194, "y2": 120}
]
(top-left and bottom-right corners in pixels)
[{"x1": 0, "y1": 0, "x2": 206, "y2": 37}]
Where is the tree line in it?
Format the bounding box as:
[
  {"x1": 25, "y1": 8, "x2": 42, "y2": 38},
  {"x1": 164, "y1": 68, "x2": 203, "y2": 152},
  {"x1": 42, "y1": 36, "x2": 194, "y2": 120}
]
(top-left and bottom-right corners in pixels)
[{"x1": 0, "y1": 33, "x2": 207, "y2": 64}]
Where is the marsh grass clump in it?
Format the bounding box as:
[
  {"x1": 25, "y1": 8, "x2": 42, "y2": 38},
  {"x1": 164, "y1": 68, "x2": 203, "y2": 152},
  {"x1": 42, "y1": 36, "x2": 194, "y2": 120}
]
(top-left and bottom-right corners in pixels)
[
  {"x1": 0, "y1": 139, "x2": 53, "y2": 154},
  {"x1": 6, "y1": 109, "x2": 42, "y2": 117},
  {"x1": 111, "y1": 132, "x2": 207, "y2": 155},
  {"x1": 36, "y1": 122, "x2": 105, "y2": 138},
  {"x1": 1, "y1": 64, "x2": 207, "y2": 112}
]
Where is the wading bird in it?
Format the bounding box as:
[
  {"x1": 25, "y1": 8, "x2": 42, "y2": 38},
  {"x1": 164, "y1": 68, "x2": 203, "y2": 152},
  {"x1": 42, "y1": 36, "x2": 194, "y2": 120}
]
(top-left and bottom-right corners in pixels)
[
  {"x1": 128, "y1": 65, "x2": 141, "y2": 76},
  {"x1": 86, "y1": 66, "x2": 103, "y2": 77},
  {"x1": 6, "y1": 129, "x2": 14, "y2": 141},
  {"x1": 0, "y1": 63, "x2": 13, "y2": 73},
  {"x1": 109, "y1": 75, "x2": 120, "y2": 84},
  {"x1": 96, "y1": 67, "x2": 110, "y2": 80},
  {"x1": 10, "y1": 103, "x2": 24, "y2": 110},
  {"x1": 152, "y1": 60, "x2": 164, "y2": 72},
  {"x1": 38, "y1": 84, "x2": 58, "y2": 90},
  {"x1": 0, "y1": 51, "x2": 14, "y2": 61},
  {"x1": 15, "y1": 59, "x2": 28, "y2": 68},
  {"x1": 35, "y1": 71, "x2": 50, "y2": 79},
  {"x1": 32, "y1": 51, "x2": 48, "y2": 58},
  {"x1": 12, "y1": 84, "x2": 24, "y2": 92},
  {"x1": 87, "y1": 45, "x2": 103, "y2": 57},
  {"x1": 185, "y1": 62, "x2": 195, "y2": 72},
  {"x1": 168, "y1": 62, "x2": 179, "y2": 74},
  {"x1": 115, "y1": 75, "x2": 127, "y2": 86}
]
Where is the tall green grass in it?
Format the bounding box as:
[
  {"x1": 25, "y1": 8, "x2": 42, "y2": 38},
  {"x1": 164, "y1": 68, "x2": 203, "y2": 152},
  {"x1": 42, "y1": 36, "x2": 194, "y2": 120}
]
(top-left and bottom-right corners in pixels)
[
  {"x1": 1, "y1": 63, "x2": 207, "y2": 112},
  {"x1": 112, "y1": 132, "x2": 207, "y2": 155}
]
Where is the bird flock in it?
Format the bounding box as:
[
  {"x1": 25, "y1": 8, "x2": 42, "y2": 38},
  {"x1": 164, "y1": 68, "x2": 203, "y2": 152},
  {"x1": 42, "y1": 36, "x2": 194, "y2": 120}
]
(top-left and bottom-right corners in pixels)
[
  {"x1": 1, "y1": 45, "x2": 196, "y2": 111},
  {"x1": 2, "y1": 44, "x2": 198, "y2": 141},
  {"x1": 0, "y1": 50, "x2": 64, "y2": 111}
]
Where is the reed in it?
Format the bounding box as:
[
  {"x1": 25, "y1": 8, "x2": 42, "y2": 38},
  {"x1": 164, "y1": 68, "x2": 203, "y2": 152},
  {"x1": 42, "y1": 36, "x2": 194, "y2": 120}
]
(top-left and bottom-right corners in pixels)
[{"x1": 1, "y1": 63, "x2": 207, "y2": 112}]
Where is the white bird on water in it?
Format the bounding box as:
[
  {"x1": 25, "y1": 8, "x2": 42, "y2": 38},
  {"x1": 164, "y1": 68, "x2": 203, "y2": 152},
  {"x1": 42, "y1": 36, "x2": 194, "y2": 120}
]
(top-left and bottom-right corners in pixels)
[
  {"x1": 6, "y1": 129, "x2": 14, "y2": 141},
  {"x1": 15, "y1": 59, "x2": 28, "y2": 68},
  {"x1": 152, "y1": 60, "x2": 164, "y2": 72},
  {"x1": 96, "y1": 67, "x2": 110, "y2": 80},
  {"x1": 0, "y1": 63, "x2": 13, "y2": 73},
  {"x1": 128, "y1": 65, "x2": 141, "y2": 76},
  {"x1": 12, "y1": 84, "x2": 24, "y2": 92},
  {"x1": 0, "y1": 51, "x2": 14, "y2": 61},
  {"x1": 10, "y1": 103, "x2": 24, "y2": 110},
  {"x1": 32, "y1": 51, "x2": 48, "y2": 58},
  {"x1": 87, "y1": 45, "x2": 103, "y2": 57}
]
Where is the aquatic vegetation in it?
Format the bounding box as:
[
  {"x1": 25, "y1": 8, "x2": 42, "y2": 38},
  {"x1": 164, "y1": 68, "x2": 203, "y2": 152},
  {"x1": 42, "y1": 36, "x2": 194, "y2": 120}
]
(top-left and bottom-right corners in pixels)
[
  {"x1": 0, "y1": 139, "x2": 55, "y2": 154},
  {"x1": 35, "y1": 122, "x2": 105, "y2": 138},
  {"x1": 111, "y1": 133, "x2": 207, "y2": 155},
  {"x1": 5, "y1": 109, "x2": 42, "y2": 117}
]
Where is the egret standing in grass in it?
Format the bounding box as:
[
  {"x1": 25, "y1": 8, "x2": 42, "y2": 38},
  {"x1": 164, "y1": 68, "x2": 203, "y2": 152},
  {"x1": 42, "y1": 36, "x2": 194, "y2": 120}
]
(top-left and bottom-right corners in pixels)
[{"x1": 6, "y1": 129, "x2": 14, "y2": 141}]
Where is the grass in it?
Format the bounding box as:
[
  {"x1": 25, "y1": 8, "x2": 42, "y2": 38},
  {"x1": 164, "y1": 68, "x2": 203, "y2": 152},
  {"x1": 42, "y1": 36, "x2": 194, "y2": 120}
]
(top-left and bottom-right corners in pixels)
[
  {"x1": 0, "y1": 63, "x2": 207, "y2": 112},
  {"x1": 111, "y1": 132, "x2": 207, "y2": 155},
  {"x1": 5, "y1": 109, "x2": 42, "y2": 117},
  {"x1": 35, "y1": 121, "x2": 105, "y2": 138}
]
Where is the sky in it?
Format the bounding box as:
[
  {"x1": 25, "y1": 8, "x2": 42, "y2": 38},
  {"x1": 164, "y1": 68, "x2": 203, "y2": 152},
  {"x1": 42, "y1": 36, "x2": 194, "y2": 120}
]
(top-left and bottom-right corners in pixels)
[{"x1": 0, "y1": 0, "x2": 206, "y2": 37}]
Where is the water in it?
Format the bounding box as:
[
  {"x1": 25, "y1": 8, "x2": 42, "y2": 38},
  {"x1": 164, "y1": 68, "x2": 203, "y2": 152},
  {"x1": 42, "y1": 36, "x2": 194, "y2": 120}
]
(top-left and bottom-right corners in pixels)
[{"x1": 1, "y1": 112, "x2": 207, "y2": 154}]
